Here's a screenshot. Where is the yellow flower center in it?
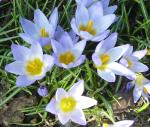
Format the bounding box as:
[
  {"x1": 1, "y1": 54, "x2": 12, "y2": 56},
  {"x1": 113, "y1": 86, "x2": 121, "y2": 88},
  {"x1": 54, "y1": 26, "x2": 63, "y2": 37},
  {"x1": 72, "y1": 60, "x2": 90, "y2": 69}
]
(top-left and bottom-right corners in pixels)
[
  {"x1": 79, "y1": 20, "x2": 96, "y2": 36},
  {"x1": 103, "y1": 123, "x2": 109, "y2": 127},
  {"x1": 97, "y1": 54, "x2": 110, "y2": 70},
  {"x1": 59, "y1": 97, "x2": 76, "y2": 113},
  {"x1": 135, "y1": 73, "x2": 145, "y2": 87},
  {"x1": 59, "y1": 51, "x2": 75, "y2": 65},
  {"x1": 127, "y1": 59, "x2": 133, "y2": 68},
  {"x1": 40, "y1": 28, "x2": 49, "y2": 37},
  {"x1": 26, "y1": 58, "x2": 43, "y2": 76}
]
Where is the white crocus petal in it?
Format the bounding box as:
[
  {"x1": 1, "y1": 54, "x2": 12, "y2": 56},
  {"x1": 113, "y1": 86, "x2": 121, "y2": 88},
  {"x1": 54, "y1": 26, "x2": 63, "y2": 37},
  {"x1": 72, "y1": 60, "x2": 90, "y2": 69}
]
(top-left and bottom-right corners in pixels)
[
  {"x1": 132, "y1": 49, "x2": 147, "y2": 60},
  {"x1": 77, "y1": 96, "x2": 97, "y2": 109},
  {"x1": 30, "y1": 43, "x2": 43, "y2": 59},
  {"x1": 11, "y1": 44, "x2": 30, "y2": 61},
  {"x1": 108, "y1": 62, "x2": 136, "y2": 80},
  {"x1": 34, "y1": 9, "x2": 50, "y2": 30},
  {"x1": 75, "y1": 4, "x2": 89, "y2": 27},
  {"x1": 95, "y1": 14, "x2": 115, "y2": 33},
  {"x1": 91, "y1": 30, "x2": 110, "y2": 42},
  {"x1": 92, "y1": 53, "x2": 102, "y2": 66},
  {"x1": 46, "y1": 98, "x2": 58, "y2": 115},
  {"x1": 131, "y1": 62, "x2": 149, "y2": 72},
  {"x1": 112, "y1": 120, "x2": 134, "y2": 127},
  {"x1": 72, "y1": 40, "x2": 86, "y2": 59},
  {"x1": 49, "y1": 7, "x2": 58, "y2": 30},
  {"x1": 101, "y1": 0, "x2": 109, "y2": 8},
  {"x1": 56, "y1": 88, "x2": 68, "y2": 101},
  {"x1": 71, "y1": 18, "x2": 80, "y2": 35},
  {"x1": 88, "y1": 1, "x2": 103, "y2": 21},
  {"x1": 58, "y1": 113, "x2": 70, "y2": 125},
  {"x1": 20, "y1": 18, "x2": 38, "y2": 38},
  {"x1": 16, "y1": 75, "x2": 35, "y2": 87},
  {"x1": 95, "y1": 33, "x2": 118, "y2": 54},
  {"x1": 5, "y1": 61, "x2": 25, "y2": 75},
  {"x1": 19, "y1": 33, "x2": 35, "y2": 45},
  {"x1": 119, "y1": 58, "x2": 128, "y2": 67},
  {"x1": 80, "y1": 31, "x2": 93, "y2": 40},
  {"x1": 71, "y1": 109, "x2": 86, "y2": 125},
  {"x1": 59, "y1": 32, "x2": 73, "y2": 50},
  {"x1": 123, "y1": 45, "x2": 133, "y2": 56},
  {"x1": 51, "y1": 39, "x2": 64, "y2": 54},
  {"x1": 104, "y1": 5, "x2": 117, "y2": 15},
  {"x1": 133, "y1": 85, "x2": 143, "y2": 103},
  {"x1": 97, "y1": 69, "x2": 116, "y2": 82},
  {"x1": 68, "y1": 80, "x2": 84, "y2": 98},
  {"x1": 108, "y1": 44, "x2": 129, "y2": 62},
  {"x1": 43, "y1": 55, "x2": 54, "y2": 71}
]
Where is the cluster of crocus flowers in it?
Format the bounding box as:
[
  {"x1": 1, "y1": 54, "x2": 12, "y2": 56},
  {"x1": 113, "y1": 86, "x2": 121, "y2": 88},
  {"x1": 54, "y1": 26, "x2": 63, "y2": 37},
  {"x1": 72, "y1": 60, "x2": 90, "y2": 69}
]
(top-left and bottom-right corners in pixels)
[
  {"x1": 19, "y1": 8, "x2": 58, "y2": 47},
  {"x1": 46, "y1": 80, "x2": 97, "y2": 125},
  {"x1": 5, "y1": 43, "x2": 54, "y2": 87},
  {"x1": 4, "y1": 0, "x2": 149, "y2": 126}
]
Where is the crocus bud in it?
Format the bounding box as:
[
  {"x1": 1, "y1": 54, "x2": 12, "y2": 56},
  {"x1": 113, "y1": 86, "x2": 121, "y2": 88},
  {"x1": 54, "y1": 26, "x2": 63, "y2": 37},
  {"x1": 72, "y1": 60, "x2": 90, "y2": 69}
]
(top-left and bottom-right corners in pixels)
[{"x1": 37, "y1": 86, "x2": 48, "y2": 97}]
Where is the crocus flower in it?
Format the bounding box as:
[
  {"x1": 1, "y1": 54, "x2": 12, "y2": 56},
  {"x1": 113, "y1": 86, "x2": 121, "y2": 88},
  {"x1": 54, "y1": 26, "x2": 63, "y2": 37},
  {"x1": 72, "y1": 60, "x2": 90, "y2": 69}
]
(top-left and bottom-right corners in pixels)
[
  {"x1": 120, "y1": 46, "x2": 148, "y2": 73},
  {"x1": 127, "y1": 73, "x2": 150, "y2": 103},
  {"x1": 103, "y1": 120, "x2": 134, "y2": 127},
  {"x1": 75, "y1": 0, "x2": 117, "y2": 15},
  {"x1": 19, "y1": 8, "x2": 58, "y2": 47},
  {"x1": 71, "y1": 1, "x2": 116, "y2": 41},
  {"x1": 37, "y1": 86, "x2": 48, "y2": 97},
  {"x1": 92, "y1": 33, "x2": 136, "y2": 82},
  {"x1": 46, "y1": 80, "x2": 97, "y2": 125},
  {"x1": 51, "y1": 32, "x2": 86, "y2": 69},
  {"x1": 5, "y1": 43, "x2": 54, "y2": 87}
]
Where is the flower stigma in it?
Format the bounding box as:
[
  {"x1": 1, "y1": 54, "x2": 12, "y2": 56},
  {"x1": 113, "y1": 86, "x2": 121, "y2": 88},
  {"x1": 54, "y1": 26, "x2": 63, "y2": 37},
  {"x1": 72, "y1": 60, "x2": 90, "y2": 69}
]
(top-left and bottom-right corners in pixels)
[
  {"x1": 59, "y1": 97, "x2": 76, "y2": 113},
  {"x1": 26, "y1": 58, "x2": 43, "y2": 76},
  {"x1": 40, "y1": 28, "x2": 49, "y2": 37},
  {"x1": 79, "y1": 20, "x2": 96, "y2": 36},
  {"x1": 59, "y1": 51, "x2": 75, "y2": 65}
]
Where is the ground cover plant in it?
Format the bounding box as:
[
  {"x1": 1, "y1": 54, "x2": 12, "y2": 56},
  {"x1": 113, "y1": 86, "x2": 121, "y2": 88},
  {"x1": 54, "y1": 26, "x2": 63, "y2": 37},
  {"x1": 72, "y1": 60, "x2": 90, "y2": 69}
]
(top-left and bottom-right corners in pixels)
[{"x1": 0, "y1": 0, "x2": 150, "y2": 127}]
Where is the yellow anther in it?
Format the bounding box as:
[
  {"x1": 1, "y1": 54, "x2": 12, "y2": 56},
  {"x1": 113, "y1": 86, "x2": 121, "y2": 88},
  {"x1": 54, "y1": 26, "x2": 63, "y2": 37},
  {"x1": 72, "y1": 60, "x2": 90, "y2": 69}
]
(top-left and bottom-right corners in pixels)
[
  {"x1": 26, "y1": 58, "x2": 43, "y2": 76},
  {"x1": 79, "y1": 20, "x2": 96, "y2": 36},
  {"x1": 59, "y1": 51, "x2": 75, "y2": 65},
  {"x1": 60, "y1": 97, "x2": 76, "y2": 113},
  {"x1": 96, "y1": 54, "x2": 110, "y2": 70},
  {"x1": 40, "y1": 28, "x2": 49, "y2": 37}
]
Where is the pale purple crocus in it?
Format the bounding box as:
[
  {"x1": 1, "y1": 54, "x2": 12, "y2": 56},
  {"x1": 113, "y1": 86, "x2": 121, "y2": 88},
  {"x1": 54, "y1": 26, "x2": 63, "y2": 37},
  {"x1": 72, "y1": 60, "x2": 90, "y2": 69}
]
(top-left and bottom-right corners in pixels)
[
  {"x1": 71, "y1": 1, "x2": 116, "y2": 41},
  {"x1": 120, "y1": 46, "x2": 148, "y2": 73},
  {"x1": 37, "y1": 86, "x2": 48, "y2": 97},
  {"x1": 127, "y1": 73, "x2": 150, "y2": 103},
  {"x1": 92, "y1": 33, "x2": 136, "y2": 82},
  {"x1": 51, "y1": 32, "x2": 86, "y2": 69},
  {"x1": 5, "y1": 43, "x2": 54, "y2": 87},
  {"x1": 75, "y1": 0, "x2": 117, "y2": 15},
  {"x1": 19, "y1": 8, "x2": 58, "y2": 47},
  {"x1": 46, "y1": 80, "x2": 97, "y2": 125}
]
